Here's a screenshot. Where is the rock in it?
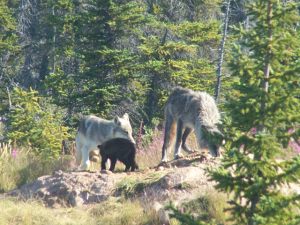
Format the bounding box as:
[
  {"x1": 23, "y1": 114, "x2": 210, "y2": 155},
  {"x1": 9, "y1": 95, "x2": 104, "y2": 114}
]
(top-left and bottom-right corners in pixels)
[
  {"x1": 156, "y1": 166, "x2": 164, "y2": 171},
  {"x1": 100, "y1": 170, "x2": 113, "y2": 175},
  {"x1": 7, "y1": 155, "x2": 221, "y2": 207}
]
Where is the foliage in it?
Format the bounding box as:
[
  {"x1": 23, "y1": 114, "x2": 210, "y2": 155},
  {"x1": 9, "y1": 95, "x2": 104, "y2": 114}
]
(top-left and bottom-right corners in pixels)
[
  {"x1": 5, "y1": 87, "x2": 70, "y2": 159},
  {"x1": 210, "y1": 1, "x2": 300, "y2": 225},
  {"x1": 0, "y1": 142, "x2": 74, "y2": 192},
  {"x1": 0, "y1": 0, "x2": 18, "y2": 55},
  {"x1": 0, "y1": 0, "x2": 19, "y2": 114},
  {"x1": 44, "y1": 0, "x2": 223, "y2": 128}
]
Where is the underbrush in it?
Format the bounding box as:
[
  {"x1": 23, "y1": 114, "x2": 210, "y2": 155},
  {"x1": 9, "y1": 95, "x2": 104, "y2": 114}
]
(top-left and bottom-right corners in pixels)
[{"x1": 0, "y1": 142, "x2": 74, "y2": 192}]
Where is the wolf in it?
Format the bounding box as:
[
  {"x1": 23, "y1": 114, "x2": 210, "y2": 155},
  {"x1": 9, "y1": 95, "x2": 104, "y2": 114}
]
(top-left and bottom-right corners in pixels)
[
  {"x1": 75, "y1": 113, "x2": 135, "y2": 170},
  {"x1": 97, "y1": 138, "x2": 138, "y2": 172},
  {"x1": 161, "y1": 87, "x2": 222, "y2": 162}
]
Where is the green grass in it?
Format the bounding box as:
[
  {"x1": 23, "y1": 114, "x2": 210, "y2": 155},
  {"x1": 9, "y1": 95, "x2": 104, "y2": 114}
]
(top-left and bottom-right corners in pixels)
[
  {"x1": 0, "y1": 197, "x2": 161, "y2": 225},
  {"x1": 115, "y1": 171, "x2": 167, "y2": 198},
  {"x1": 168, "y1": 190, "x2": 229, "y2": 225}
]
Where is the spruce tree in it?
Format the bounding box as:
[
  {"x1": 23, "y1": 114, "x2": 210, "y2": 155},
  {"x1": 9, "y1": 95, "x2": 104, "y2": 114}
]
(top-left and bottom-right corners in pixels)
[
  {"x1": 210, "y1": 1, "x2": 300, "y2": 225},
  {"x1": 6, "y1": 87, "x2": 70, "y2": 159},
  {"x1": 0, "y1": 0, "x2": 18, "y2": 113}
]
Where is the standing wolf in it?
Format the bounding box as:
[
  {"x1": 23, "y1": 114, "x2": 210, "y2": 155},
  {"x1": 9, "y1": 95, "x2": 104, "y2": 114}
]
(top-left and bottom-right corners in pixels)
[
  {"x1": 75, "y1": 113, "x2": 135, "y2": 170},
  {"x1": 161, "y1": 87, "x2": 222, "y2": 162}
]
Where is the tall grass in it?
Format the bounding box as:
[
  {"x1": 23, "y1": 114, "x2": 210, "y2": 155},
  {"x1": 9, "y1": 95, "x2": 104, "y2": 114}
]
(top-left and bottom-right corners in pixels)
[
  {"x1": 0, "y1": 142, "x2": 74, "y2": 192},
  {"x1": 136, "y1": 128, "x2": 199, "y2": 169},
  {"x1": 136, "y1": 129, "x2": 164, "y2": 169}
]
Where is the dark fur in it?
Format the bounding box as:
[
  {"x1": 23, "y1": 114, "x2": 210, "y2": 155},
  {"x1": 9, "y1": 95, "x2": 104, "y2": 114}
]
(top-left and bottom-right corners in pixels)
[{"x1": 97, "y1": 138, "x2": 138, "y2": 172}]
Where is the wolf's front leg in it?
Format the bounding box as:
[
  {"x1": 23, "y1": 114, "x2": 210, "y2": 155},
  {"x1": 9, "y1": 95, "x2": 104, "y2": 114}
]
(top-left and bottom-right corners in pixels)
[
  {"x1": 174, "y1": 119, "x2": 183, "y2": 159},
  {"x1": 80, "y1": 146, "x2": 90, "y2": 170}
]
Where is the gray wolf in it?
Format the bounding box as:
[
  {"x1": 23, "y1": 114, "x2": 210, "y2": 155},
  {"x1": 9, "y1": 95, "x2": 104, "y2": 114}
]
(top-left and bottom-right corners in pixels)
[
  {"x1": 97, "y1": 138, "x2": 138, "y2": 172},
  {"x1": 161, "y1": 87, "x2": 222, "y2": 162},
  {"x1": 75, "y1": 113, "x2": 135, "y2": 170}
]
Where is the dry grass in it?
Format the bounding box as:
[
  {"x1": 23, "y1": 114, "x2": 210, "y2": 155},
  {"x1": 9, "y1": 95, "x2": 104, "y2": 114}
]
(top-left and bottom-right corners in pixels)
[
  {"x1": 136, "y1": 129, "x2": 200, "y2": 169},
  {"x1": 115, "y1": 171, "x2": 167, "y2": 198},
  {"x1": 168, "y1": 189, "x2": 230, "y2": 225},
  {"x1": 0, "y1": 197, "x2": 161, "y2": 225},
  {"x1": 0, "y1": 142, "x2": 75, "y2": 192}
]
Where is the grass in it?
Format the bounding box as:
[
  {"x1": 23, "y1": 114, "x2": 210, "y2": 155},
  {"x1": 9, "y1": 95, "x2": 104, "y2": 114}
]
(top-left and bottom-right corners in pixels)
[
  {"x1": 136, "y1": 129, "x2": 164, "y2": 169},
  {"x1": 0, "y1": 142, "x2": 74, "y2": 192},
  {"x1": 168, "y1": 190, "x2": 230, "y2": 225},
  {"x1": 0, "y1": 197, "x2": 162, "y2": 225},
  {"x1": 115, "y1": 171, "x2": 167, "y2": 198},
  {"x1": 136, "y1": 129, "x2": 200, "y2": 169},
  {"x1": 0, "y1": 194, "x2": 230, "y2": 225}
]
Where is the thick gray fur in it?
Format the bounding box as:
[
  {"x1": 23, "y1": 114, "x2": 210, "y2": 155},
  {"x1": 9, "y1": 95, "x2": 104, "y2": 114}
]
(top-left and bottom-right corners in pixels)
[
  {"x1": 161, "y1": 87, "x2": 222, "y2": 162},
  {"x1": 75, "y1": 113, "x2": 135, "y2": 170}
]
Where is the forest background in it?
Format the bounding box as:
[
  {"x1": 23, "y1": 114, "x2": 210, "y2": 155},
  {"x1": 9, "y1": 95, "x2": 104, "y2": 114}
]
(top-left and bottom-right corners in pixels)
[
  {"x1": 0, "y1": 0, "x2": 247, "y2": 157},
  {"x1": 1, "y1": 0, "x2": 300, "y2": 224}
]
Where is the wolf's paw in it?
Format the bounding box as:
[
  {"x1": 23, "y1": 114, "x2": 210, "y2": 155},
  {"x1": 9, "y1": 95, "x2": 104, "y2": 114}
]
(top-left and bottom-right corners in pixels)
[{"x1": 174, "y1": 154, "x2": 184, "y2": 160}]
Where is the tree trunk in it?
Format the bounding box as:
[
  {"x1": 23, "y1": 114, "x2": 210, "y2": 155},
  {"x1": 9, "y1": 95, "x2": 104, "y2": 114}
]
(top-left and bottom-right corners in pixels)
[
  {"x1": 259, "y1": 0, "x2": 272, "y2": 132},
  {"x1": 214, "y1": 0, "x2": 230, "y2": 103}
]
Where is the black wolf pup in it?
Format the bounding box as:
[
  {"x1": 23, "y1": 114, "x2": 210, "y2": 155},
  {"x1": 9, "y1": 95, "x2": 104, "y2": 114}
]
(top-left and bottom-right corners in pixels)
[{"x1": 97, "y1": 138, "x2": 138, "y2": 172}]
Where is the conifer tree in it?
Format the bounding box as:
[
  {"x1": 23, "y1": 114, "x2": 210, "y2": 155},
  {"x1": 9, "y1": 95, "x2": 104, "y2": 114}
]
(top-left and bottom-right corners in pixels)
[
  {"x1": 6, "y1": 87, "x2": 70, "y2": 159},
  {"x1": 210, "y1": 1, "x2": 300, "y2": 224},
  {"x1": 0, "y1": 0, "x2": 18, "y2": 113}
]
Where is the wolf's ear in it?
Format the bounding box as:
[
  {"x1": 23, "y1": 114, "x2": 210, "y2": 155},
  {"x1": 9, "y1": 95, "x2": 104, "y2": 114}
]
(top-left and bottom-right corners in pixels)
[
  {"x1": 123, "y1": 113, "x2": 129, "y2": 120},
  {"x1": 97, "y1": 145, "x2": 102, "y2": 149},
  {"x1": 114, "y1": 116, "x2": 121, "y2": 126}
]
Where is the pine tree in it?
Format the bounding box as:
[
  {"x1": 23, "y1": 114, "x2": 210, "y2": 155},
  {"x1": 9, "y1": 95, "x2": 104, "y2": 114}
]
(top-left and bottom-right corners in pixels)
[
  {"x1": 6, "y1": 87, "x2": 70, "y2": 159},
  {"x1": 210, "y1": 1, "x2": 300, "y2": 224},
  {"x1": 46, "y1": 0, "x2": 147, "y2": 119},
  {"x1": 0, "y1": 0, "x2": 18, "y2": 113},
  {"x1": 139, "y1": 0, "x2": 222, "y2": 123}
]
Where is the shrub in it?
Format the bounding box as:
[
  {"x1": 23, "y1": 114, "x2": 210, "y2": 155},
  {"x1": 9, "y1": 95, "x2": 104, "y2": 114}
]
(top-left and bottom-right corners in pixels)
[{"x1": 5, "y1": 87, "x2": 70, "y2": 159}]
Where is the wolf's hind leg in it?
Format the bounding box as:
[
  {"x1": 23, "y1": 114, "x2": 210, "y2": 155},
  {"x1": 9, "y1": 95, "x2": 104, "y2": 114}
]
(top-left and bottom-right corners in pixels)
[
  {"x1": 182, "y1": 128, "x2": 194, "y2": 153},
  {"x1": 162, "y1": 116, "x2": 175, "y2": 162}
]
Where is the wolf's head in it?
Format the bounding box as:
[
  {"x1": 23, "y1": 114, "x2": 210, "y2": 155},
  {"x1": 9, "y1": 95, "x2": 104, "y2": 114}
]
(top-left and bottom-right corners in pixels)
[
  {"x1": 201, "y1": 126, "x2": 224, "y2": 157},
  {"x1": 113, "y1": 113, "x2": 135, "y2": 144}
]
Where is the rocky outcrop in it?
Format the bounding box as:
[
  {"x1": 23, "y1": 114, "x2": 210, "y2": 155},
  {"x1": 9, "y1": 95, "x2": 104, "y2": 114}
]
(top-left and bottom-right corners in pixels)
[{"x1": 8, "y1": 153, "x2": 220, "y2": 207}]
